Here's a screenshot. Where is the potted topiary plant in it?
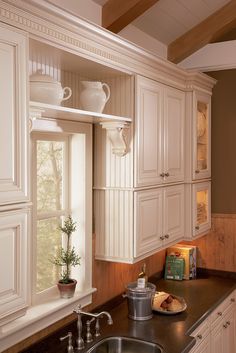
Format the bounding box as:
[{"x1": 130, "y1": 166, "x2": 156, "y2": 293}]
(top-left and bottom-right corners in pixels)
[{"x1": 52, "y1": 215, "x2": 81, "y2": 298}]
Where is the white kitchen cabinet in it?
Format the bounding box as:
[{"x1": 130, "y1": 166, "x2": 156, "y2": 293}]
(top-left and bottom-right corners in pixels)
[
  {"x1": 134, "y1": 184, "x2": 184, "y2": 257},
  {"x1": 0, "y1": 208, "x2": 30, "y2": 326},
  {"x1": 135, "y1": 76, "x2": 185, "y2": 187},
  {"x1": 189, "y1": 291, "x2": 236, "y2": 353},
  {"x1": 0, "y1": 23, "x2": 29, "y2": 205}
]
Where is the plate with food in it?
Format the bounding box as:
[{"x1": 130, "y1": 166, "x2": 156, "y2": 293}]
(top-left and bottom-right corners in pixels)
[{"x1": 152, "y1": 291, "x2": 187, "y2": 315}]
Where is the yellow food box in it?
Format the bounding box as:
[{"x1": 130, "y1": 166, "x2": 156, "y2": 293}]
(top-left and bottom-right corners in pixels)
[{"x1": 166, "y1": 244, "x2": 197, "y2": 280}]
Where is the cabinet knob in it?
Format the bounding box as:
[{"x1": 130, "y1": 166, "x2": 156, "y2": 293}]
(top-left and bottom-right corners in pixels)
[
  {"x1": 160, "y1": 173, "x2": 165, "y2": 177},
  {"x1": 197, "y1": 334, "x2": 202, "y2": 340},
  {"x1": 226, "y1": 321, "x2": 230, "y2": 326},
  {"x1": 195, "y1": 169, "x2": 200, "y2": 174},
  {"x1": 195, "y1": 225, "x2": 200, "y2": 230},
  {"x1": 223, "y1": 324, "x2": 228, "y2": 329},
  {"x1": 160, "y1": 235, "x2": 165, "y2": 240},
  {"x1": 164, "y1": 234, "x2": 169, "y2": 239},
  {"x1": 230, "y1": 298, "x2": 235, "y2": 302},
  {"x1": 217, "y1": 312, "x2": 222, "y2": 316},
  {"x1": 164, "y1": 172, "x2": 170, "y2": 177}
]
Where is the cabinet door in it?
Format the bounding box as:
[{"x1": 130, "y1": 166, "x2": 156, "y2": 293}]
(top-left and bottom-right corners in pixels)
[
  {"x1": 223, "y1": 310, "x2": 236, "y2": 353},
  {"x1": 163, "y1": 184, "x2": 184, "y2": 244},
  {"x1": 0, "y1": 208, "x2": 30, "y2": 326},
  {"x1": 134, "y1": 189, "x2": 163, "y2": 257},
  {"x1": 192, "y1": 181, "x2": 211, "y2": 237},
  {"x1": 164, "y1": 87, "x2": 185, "y2": 183},
  {"x1": 193, "y1": 91, "x2": 211, "y2": 180},
  {"x1": 135, "y1": 76, "x2": 163, "y2": 187},
  {"x1": 0, "y1": 23, "x2": 28, "y2": 205}
]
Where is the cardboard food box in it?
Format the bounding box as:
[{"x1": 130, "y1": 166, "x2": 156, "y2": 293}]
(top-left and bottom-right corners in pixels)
[
  {"x1": 166, "y1": 244, "x2": 197, "y2": 280},
  {"x1": 164, "y1": 255, "x2": 185, "y2": 281}
]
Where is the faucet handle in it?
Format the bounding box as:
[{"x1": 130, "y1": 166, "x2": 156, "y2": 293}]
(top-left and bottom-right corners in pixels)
[
  {"x1": 60, "y1": 332, "x2": 74, "y2": 353},
  {"x1": 73, "y1": 304, "x2": 82, "y2": 315},
  {"x1": 86, "y1": 317, "x2": 95, "y2": 343},
  {"x1": 94, "y1": 318, "x2": 101, "y2": 337}
]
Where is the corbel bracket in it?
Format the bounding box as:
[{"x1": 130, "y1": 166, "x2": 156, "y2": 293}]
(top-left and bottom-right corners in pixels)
[{"x1": 100, "y1": 121, "x2": 130, "y2": 157}]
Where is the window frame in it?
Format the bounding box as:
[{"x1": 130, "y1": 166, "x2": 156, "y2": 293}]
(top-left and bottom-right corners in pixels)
[{"x1": 30, "y1": 118, "x2": 93, "y2": 306}]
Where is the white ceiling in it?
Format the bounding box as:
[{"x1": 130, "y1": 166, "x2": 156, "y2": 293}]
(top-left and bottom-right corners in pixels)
[{"x1": 92, "y1": 0, "x2": 231, "y2": 45}]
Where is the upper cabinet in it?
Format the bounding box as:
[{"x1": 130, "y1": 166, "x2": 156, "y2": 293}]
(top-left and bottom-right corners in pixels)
[
  {"x1": 193, "y1": 91, "x2": 211, "y2": 180},
  {"x1": 0, "y1": 23, "x2": 29, "y2": 205},
  {"x1": 135, "y1": 76, "x2": 185, "y2": 187}
]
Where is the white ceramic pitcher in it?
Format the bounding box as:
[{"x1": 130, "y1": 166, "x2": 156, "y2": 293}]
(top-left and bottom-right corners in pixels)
[{"x1": 80, "y1": 81, "x2": 110, "y2": 113}]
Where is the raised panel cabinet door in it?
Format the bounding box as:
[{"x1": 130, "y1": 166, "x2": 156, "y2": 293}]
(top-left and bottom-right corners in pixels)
[
  {"x1": 135, "y1": 76, "x2": 163, "y2": 187},
  {"x1": 223, "y1": 310, "x2": 235, "y2": 353},
  {"x1": 193, "y1": 91, "x2": 211, "y2": 180},
  {"x1": 163, "y1": 184, "x2": 184, "y2": 244},
  {"x1": 0, "y1": 23, "x2": 28, "y2": 205},
  {"x1": 0, "y1": 208, "x2": 30, "y2": 326},
  {"x1": 134, "y1": 189, "x2": 163, "y2": 257},
  {"x1": 164, "y1": 87, "x2": 185, "y2": 183}
]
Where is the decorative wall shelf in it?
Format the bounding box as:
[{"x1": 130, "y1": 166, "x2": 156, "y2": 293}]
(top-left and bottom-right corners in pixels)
[{"x1": 29, "y1": 101, "x2": 132, "y2": 156}]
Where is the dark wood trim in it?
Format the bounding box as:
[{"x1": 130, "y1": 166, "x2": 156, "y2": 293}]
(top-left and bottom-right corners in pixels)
[
  {"x1": 168, "y1": 1, "x2": 236, "y2": 63},
  {"x1": 102, "y1": 0, "x2": 160, "y2": 33}
]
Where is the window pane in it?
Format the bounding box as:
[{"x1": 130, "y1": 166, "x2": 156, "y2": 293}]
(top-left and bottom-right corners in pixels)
[
  {"x1": 36, "y1": 217, "x2": 62, "y2": 293},
  {"x1": 37, "y1": 140, "x2": 64, "y2": 213}
]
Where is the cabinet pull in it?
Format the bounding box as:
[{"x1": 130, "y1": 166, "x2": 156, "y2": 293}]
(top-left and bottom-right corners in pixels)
[
  {"x1": 160, "y1": 173, "x2": 165, "y2": 177},
  {"x1": 164, "y1": 172, "x2": 170, "y2": 177},
  {"x1": 230, "y1": 298, "x2": 235, "y2": 302},
  {"x1": 195, "y1": 225, "x2": 200, "y2": 230},
  {"x1": 217, "y1": 312, "x2": 222, "y2": 316},
  {"x1": 226, "y1": 321, "x2": 230, "y2": 326},
  {"x1": 197, "y1": 334, "x2": 202, "y2": 340},
  {"x1": 195, "y1": 169, "x2": 200, "y2": 174},
  {"x1": 223, "y1": 324, "x2": 228, "y2": 329},
  {"x1": 164, "y1": 234, "x2": 169, "y2": 239},
  {"x1": 160, "y1": 235, "x2": 165, "y2": 240}
]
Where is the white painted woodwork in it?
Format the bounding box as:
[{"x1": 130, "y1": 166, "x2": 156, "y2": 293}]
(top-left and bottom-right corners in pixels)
[
  {"x1": 164, "y1": 86, "x2": 185, "y2": 183},
  {"x1": 135, "y1": 76, "x2": 163, "y2": 186},
  {"x1": 0, "y1": 208, "x2": 30, "y2": 326},
  {"x1": 134, "y1": 189, "x2": 163, "y2": 257},
  {"x1": 163, "y1": 184, "x2": 184, "y2": 244},
  {"x1": 192, "y1": 181, "x2": 211, "y2": 237},
  {"x1": 190, "y1": 318, "x2": 210, "y2": 353},
  {"x1": 0, "y1": 23, "x2": 28, "y2": 205},
  {"x1": 190, "y1": 290, "x2": 236, "y2": 353},
  {"x1": 135, "y1": 76, "x2": 185, "y2": 187},
  {"x1": 179, "y1": 40, "x2": 236, "y2": 72},
  {"x1": 94, "y1": 189, "x2": 134, "y2": 263}
]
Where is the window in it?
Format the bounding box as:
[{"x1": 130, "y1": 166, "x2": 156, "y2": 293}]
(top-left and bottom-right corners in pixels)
[
  {"x1": 31, "y1": 119, "x2": 93, "y2": 305},
  {"x1": 33, "y1": 135, "x2": 69, "y2": 295}
]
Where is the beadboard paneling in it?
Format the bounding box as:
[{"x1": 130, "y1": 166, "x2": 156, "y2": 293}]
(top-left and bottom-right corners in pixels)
[{"x1": 94, "y1": 189, "x2": 134, "y2": 262}]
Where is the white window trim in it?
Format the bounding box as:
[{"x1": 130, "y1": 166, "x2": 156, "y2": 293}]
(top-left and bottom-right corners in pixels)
[{"x1": 0, "y1": 118, "x2": 95, "y2": 351}]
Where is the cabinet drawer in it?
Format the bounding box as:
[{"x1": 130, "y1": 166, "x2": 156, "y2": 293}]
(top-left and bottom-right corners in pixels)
[
  {"x1": 209, "y1": 291, "x2": 235, "y2": 329},
  {"x1": 190, "y1": 318, "x2": 210, "y2": 349}
]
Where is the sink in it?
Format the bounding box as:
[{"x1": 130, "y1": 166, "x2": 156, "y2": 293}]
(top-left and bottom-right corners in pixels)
[{"x1": 87, "y1": 336, "x2": 164, "y2": 353}]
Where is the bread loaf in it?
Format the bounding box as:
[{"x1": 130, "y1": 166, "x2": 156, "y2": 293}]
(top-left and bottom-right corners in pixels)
[{"x1": 153, "y1": 291, "x2": 183, "y2": 312}]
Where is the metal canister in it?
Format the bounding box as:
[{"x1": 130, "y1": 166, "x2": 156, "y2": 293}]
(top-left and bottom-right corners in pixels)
[{"x1": 124, "y1": 282, "x2": 156, "y2": 320}]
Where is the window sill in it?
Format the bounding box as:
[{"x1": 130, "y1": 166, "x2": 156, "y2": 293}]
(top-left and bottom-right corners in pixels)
[{"x1": 0, "y1": 287, "x2": 97, "y2": 352}]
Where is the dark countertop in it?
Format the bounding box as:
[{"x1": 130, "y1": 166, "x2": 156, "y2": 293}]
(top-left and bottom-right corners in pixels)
[{"x1": 21, "y1": 273, "x2": 236, "y2": 353}]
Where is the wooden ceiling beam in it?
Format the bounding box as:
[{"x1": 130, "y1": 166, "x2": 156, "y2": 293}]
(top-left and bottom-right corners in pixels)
[
  {"x1": 102, "y1": 0, "x2": 160, "y2": 33},
  {"x1": 168, "y1": 0, "x2": 236, "y2": 64}
]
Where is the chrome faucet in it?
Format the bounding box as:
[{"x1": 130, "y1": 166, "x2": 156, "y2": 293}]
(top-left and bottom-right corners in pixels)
[{"x1": 73, "y1": 305, "x2": 113, "y2": 350}]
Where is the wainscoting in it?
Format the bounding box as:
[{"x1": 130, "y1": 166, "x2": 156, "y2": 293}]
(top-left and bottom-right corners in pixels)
[{"x1": 185, "y1": 214, "x2": 236, "y2": 273}]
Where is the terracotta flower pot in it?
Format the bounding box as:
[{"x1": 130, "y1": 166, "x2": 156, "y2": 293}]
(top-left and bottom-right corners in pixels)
[{"x1": 57, "y1": 279, "x2": 77, "y2": 299}]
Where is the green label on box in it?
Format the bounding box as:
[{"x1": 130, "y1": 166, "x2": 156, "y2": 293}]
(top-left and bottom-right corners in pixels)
[{"x1": 164, "y1": 255, "x2": 185, "y2": 281}]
